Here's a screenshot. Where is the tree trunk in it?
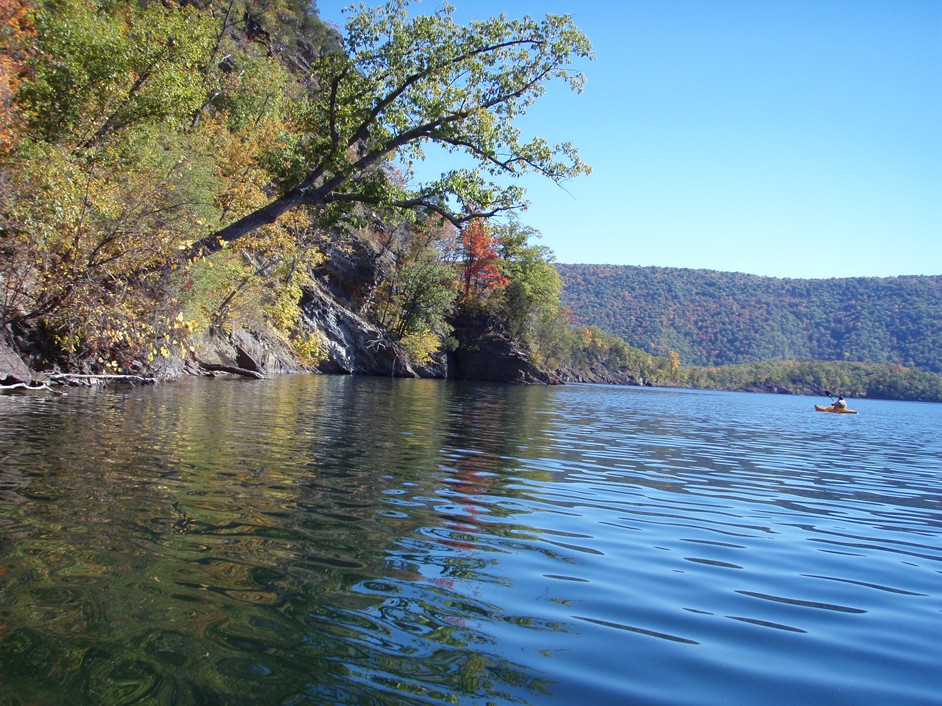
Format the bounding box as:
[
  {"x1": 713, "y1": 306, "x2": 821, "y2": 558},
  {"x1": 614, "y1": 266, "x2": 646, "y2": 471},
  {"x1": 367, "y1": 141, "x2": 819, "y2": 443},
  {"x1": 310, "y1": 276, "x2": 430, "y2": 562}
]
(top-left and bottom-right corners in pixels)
[{"x1": 186, "y1": 188, "x2": 305, "y2": 259}]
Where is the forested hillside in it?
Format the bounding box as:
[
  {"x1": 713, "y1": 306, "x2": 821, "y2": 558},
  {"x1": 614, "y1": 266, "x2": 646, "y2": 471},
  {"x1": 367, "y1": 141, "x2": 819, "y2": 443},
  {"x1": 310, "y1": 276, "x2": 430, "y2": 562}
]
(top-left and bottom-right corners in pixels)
[
  {"x1": 1, "y1": 0, "x2": 602, "y2": 384},
  {"x1": 557, "y1": 265, "x2": 942, "y2": 373}
]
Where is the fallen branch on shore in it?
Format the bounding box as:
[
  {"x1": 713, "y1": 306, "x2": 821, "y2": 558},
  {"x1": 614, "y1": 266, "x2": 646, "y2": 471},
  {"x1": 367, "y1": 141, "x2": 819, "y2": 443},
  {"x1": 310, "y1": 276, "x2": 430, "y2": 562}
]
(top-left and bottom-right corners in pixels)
[
  {"x1": 0, "y1": 381, "x2": 61, "y2": 393},
  {"x1": 194, "y1": 358, "x2": 265, "y2": 379},
  {"x1": 46, "y1": 373, "x2": 158, "y2": 385}
]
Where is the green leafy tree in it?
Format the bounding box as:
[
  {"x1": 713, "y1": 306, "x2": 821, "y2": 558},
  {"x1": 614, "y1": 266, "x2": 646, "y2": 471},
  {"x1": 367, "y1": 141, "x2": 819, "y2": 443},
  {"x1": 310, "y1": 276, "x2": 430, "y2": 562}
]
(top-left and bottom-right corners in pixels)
[
  {"x1": 21, "y1": 0, "x2": 216, "y2": 147},
  {"x1": 387, "y1": 254, "x2": 458, "y2": 364},
  {"x1": 0, "y1": 0, "x2": 225, "y2": 365},
  {"x1": 188, "y1": 0, "x2": 592, "y2": 255},
  {"x1": 372, "y1": 215, "x2": 459, "y2": 365},
  {"x1": 498, "y1": 229, "x2": 562, "y2": 337}
]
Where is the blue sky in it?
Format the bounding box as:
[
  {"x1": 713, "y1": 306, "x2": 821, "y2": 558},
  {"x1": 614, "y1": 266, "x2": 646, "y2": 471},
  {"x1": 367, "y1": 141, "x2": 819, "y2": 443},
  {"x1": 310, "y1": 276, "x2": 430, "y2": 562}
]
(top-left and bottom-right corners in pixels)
[{"x1": 315, "y1": 0, "x2": 941, "y2": 279}]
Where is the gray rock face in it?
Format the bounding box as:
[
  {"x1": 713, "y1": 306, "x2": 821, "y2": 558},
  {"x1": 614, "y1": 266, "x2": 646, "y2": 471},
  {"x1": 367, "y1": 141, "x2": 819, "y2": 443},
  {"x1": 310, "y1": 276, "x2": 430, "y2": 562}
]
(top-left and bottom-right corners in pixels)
[
  {"x1": 311, "y1": 235, "x2": 390, "y2": 312},
  {"x1": 297, "y1": 235, "x2": 418, "y2": 377},
  {"x1": 147, "y1": 326, "x2": 306, "y2": 380},
  {"x1": 448, "y1": 339, "x2": 557, "y2": 384},
  {"x1": 199, "y1": 327, "x2": 308, "y2": 376},
  {"x1": 447, "y1": 309, "x2": 559, "y2": 384},
  {"x1": 300, "y1": 282, "x2": 418, "y2": 377},
  {"x1": 1, "y1": 334, "x2": 32, "y2": 384}
]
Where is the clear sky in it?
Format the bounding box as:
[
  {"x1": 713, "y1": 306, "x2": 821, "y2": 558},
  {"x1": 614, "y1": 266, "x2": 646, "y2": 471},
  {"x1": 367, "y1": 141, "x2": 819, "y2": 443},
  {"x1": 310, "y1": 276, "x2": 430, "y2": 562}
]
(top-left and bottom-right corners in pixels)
[{"x1": 315, "y1": 0, "x2": 941, "y2": 279}]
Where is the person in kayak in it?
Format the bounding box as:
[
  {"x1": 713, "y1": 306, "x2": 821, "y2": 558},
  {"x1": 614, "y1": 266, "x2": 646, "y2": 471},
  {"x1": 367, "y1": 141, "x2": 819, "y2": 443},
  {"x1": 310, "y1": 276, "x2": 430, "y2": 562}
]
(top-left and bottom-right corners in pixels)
[{"x1": 834, "y1": 395, "x2": 847, "y2": 410}]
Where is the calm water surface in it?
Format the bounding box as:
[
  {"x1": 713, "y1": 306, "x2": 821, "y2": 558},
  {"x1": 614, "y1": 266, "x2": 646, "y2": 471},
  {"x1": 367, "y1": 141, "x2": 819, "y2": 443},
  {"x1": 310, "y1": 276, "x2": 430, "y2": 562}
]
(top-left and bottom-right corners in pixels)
[{"x1": 0, "y1": 377, "x2": 939, "y2": 705}]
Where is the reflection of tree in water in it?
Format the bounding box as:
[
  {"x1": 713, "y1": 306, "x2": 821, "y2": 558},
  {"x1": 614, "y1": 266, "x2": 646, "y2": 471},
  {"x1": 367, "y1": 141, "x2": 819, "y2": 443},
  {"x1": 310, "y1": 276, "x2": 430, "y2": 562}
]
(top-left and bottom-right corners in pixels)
[
  {"x1": 293, "y1": 378, "x2": 561, "y2": 703},
  {"x1": 0, "y1": 377, "x2": 561, "y2": 704}
]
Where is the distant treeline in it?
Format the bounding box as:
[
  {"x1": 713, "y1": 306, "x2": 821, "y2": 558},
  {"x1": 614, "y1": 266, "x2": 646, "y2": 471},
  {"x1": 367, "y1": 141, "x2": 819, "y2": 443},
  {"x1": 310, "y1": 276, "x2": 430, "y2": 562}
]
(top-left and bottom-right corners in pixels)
[
  {"x1": 557, "y1": 264, "x2": 942, "y2": 373},
  {"x1": 667, "y1": 360, "x2": 942, "y2": 403},
  {"x1": 561, "y1": 334, "x2": 942, "y2": 403}
]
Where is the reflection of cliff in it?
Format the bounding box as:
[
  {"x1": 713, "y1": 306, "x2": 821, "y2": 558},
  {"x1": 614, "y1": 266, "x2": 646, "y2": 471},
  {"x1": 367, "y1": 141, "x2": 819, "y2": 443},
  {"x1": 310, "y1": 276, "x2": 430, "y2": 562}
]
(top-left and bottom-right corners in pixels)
[{"x1": 0, "y1": 377, "x2": 559, "y2": 703}]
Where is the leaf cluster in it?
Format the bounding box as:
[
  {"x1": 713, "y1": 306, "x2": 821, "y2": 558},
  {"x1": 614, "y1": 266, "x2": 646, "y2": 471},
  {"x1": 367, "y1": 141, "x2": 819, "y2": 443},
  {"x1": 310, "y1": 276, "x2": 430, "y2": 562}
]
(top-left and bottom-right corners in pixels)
[{"x1": 192, "y1": 0, "x2": 593, "y2": 253}]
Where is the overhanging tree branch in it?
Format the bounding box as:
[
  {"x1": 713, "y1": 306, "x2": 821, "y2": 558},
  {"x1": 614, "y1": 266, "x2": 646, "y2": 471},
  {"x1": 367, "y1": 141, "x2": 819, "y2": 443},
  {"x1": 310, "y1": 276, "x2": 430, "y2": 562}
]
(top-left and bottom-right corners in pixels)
[
  {"x1": 184, "y1": 0, "x2": 592, "y2": 259},
  {"x1": 328, "y1": 191, "x2": 515, "y2": 226}
]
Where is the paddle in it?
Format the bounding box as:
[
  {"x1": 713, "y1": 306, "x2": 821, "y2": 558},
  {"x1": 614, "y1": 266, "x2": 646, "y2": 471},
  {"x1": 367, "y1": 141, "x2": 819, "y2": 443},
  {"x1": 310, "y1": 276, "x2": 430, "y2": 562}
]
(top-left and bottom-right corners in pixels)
[{"x1": 824, "y1": 390, "x2": 851, "y2": 410}]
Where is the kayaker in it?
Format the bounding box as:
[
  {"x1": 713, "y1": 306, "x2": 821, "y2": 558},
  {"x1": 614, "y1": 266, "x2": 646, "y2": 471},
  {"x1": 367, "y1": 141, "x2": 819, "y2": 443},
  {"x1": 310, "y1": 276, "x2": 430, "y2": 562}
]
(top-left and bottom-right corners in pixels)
[{"x1": 834, "y1": 395, "x2": 847, "y2": 410}]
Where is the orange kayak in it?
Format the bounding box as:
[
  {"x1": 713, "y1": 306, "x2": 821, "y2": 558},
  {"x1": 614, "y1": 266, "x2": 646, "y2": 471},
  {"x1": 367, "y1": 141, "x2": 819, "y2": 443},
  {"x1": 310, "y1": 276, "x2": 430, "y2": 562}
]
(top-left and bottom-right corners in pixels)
[{"x1": 815, "y1": 404, "x2": 858, "y2": 414}]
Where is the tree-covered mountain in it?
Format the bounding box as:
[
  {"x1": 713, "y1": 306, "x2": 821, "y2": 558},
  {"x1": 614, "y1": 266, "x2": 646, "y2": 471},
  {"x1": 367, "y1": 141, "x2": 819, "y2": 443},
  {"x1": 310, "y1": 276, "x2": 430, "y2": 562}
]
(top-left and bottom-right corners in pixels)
[{"x1": 557, "y1": 264, "x2": 942, "y2": 373}]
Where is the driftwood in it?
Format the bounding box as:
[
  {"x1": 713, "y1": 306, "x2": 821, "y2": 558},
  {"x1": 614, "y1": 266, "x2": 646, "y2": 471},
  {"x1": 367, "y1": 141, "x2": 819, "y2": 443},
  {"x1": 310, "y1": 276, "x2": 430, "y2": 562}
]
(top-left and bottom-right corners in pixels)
[
  {"x1": 0, "y1": 381, "x2": 62, "y2": 394},
  {"x1": 46, "y1": 373, "x2": 158, "y2": 386},
  {"x1": 194, "y1": 358, "x2": 264, "y2": 379}
]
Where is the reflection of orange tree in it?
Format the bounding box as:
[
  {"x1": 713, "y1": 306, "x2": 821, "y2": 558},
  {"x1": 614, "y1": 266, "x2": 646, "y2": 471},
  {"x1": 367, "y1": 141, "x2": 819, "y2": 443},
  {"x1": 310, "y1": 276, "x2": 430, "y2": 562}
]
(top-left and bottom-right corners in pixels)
[
  {"x1": 437, "y1": 441, "x2": 504, "y2": 556},
  {"x1": 282, "y1": 378, "x2": 565, "y2": 698},
  {"x1": 428, "y1": 383, "x2": 560, "y2": 558}
]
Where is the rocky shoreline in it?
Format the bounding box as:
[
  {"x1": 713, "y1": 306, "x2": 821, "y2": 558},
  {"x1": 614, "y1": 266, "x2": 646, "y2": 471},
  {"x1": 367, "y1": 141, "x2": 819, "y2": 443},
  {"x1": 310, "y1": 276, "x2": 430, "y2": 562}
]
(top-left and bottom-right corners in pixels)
[{"x1": 1, "y1": 286, "x2": 560, "y2": 391}]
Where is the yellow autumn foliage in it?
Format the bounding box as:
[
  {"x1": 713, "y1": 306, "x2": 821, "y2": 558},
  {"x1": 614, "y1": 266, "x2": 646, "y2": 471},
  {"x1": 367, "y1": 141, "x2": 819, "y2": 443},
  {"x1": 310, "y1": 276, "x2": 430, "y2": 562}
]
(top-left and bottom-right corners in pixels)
[{"x1": 399, "y1": 328, "x2": 441, "y2": 367}]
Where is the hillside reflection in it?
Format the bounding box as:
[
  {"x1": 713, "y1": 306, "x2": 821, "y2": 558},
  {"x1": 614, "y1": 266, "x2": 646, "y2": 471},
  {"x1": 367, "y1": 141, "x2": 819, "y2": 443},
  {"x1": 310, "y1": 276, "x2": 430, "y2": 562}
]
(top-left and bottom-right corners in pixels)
[{"x1": 0, "y1": 377, "x2": 561, "y2": 704}]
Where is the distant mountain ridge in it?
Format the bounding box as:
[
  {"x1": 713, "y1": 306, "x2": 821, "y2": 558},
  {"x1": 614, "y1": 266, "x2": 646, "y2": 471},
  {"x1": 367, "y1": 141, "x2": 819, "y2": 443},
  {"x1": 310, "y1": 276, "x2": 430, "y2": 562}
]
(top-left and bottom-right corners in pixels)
[{"x1": 556, "y1": 264, "x2": 942, "y2": 373}]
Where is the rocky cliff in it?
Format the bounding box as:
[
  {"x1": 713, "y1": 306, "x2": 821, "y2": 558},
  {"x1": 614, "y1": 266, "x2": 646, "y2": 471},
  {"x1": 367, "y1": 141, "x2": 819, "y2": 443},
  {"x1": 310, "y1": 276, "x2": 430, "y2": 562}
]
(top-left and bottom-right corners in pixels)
[
  {"x1": 445, "y1": 308, "x2": 560, "y2": 384},
  {"x1": 299, "y1": 234, "x2": 421, "y2": 377},
  {"x1": 295, "y1": 235, "x2": 557, "y2": 383},
  {"x1": 1, "y1": 234, "x2": 558, "y2": 387}
]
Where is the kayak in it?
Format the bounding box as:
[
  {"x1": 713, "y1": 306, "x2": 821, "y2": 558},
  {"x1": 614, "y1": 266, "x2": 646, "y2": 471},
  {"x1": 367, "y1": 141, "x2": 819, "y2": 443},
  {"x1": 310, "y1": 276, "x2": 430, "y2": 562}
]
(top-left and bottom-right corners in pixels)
[{"x1": 815, "y1": 404, "x2": 858, "y2": 414}]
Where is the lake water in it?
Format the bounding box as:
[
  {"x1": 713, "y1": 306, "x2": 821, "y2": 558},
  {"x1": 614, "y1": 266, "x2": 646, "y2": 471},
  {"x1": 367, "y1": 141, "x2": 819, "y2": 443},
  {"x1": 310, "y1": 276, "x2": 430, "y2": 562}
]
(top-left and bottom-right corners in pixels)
[{"x1": 0, "y1": 377, "x2": 940, "y2": 705}]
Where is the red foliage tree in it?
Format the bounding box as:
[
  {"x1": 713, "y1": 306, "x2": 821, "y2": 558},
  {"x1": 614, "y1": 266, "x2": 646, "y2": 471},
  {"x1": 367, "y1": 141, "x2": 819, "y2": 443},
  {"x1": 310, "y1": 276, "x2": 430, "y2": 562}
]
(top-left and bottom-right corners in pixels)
[{"x1": 459, "y1": 219, "x2": 508, "y2": 300}]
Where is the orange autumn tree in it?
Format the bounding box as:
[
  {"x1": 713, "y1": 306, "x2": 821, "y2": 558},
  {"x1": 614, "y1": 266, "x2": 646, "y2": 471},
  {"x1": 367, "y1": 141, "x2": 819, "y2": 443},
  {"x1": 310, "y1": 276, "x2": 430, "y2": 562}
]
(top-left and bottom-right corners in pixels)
[
  {"x1": 0, "y1": 0, "x2": 31, "y2": 153},
  {"x1": 459, "y1": 218, "x2": 508, "y2": 301}
]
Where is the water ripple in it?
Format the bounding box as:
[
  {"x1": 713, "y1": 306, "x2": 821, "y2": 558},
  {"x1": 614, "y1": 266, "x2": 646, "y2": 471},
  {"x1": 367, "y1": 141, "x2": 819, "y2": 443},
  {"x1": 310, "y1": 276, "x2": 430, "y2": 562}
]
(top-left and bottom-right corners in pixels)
[{"x1": 573, "y1": 615, "x2": 700, "y2": 645}]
